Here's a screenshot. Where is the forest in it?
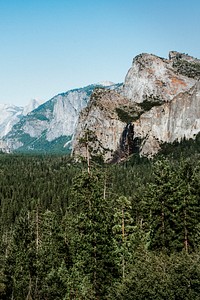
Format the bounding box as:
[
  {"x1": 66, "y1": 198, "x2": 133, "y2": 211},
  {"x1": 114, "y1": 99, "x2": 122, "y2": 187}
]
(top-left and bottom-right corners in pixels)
[{"x1": 1, "y1": 137, "x2": 200, "y2": 299}]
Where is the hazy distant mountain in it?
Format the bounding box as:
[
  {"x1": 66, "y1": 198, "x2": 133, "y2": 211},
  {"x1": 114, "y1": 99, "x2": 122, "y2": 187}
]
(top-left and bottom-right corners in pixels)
[
  {"x1": 2, "y1": 83, "x2": 120, "y2": 154},
  {"x1": 0, "y1": 99, "x2": 40, "y2": 138}
]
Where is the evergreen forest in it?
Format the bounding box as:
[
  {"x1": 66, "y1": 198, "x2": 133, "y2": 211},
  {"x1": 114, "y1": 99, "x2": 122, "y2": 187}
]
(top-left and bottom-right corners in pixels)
[{"x1": 1, "y1": 138, "x2": 200, "y2": 299}]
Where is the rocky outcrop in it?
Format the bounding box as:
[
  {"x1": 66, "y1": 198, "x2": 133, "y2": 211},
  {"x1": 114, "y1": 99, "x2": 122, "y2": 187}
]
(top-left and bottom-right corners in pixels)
[
  {"x1": 122, "y1": 53, "x2": 196, "y2": 103},
  {"x1": 0, "y1": 140, "x2": 11, "y2": 153},
  {"x1": 72, "y1": 88, "x2": 133, "y2": 161},
  {"x1": 169, "y1": 51, "x2": 200, "y2": 64},
  {"x1": 72, "y1": 51, "x2": 200, "y2": 161}
]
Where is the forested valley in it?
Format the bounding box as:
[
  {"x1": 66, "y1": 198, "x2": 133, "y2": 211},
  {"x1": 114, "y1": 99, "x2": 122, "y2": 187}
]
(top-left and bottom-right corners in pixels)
[{"x1": 1, "y1": 139, "x2": 200, "y2": 299}]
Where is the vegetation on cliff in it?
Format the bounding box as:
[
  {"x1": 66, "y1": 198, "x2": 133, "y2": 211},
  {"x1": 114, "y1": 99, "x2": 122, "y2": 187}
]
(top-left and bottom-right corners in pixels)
[{"x1": 173, "y1": 59, "x2": 200, "y2": 80}]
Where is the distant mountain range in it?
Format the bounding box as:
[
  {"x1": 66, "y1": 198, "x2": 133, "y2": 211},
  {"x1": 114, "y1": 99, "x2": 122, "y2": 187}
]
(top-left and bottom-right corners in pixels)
[
  {"x1": 0, "y1": 82, "x2": 121, "y2": 154},
  {"x1": 1, "y1": 51, "x2": 200, "y2": 161}
]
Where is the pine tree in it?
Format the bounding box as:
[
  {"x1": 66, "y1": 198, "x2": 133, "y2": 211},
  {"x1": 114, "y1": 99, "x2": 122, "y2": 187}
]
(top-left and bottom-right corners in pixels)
[
  {"x1": 112, "y1": 196, "x2": 136, "y2": 279},
  {"x1": 36, "y1": 209, "x2": 69, "y2": 300},
  {"x1": 65, "y1": 168, "x2": 117, "y2": 299},
  {"x1": 172, "y1": 159, "x2": 200, "y2": 252},
  {"x1": 146, "y1": 158, "x2": 200, "y2": 253},
  {"x1": 147, "y1": 159, "x2": 177, "y2": 252},
  {"x1": 5, "y1": 210, "x2": 37, "y2": 300}
]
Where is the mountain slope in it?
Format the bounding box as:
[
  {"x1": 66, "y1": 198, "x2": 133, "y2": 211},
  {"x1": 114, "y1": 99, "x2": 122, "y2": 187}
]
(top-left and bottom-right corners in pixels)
[{"x1": 2, "y1": 83, "x2": 120, "y2": 153}]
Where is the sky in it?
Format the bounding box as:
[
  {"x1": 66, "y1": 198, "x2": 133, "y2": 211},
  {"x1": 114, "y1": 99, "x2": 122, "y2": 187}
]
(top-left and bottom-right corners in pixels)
[{"x1": 0, "y1": 0, "x2": 200, "y2": 106}]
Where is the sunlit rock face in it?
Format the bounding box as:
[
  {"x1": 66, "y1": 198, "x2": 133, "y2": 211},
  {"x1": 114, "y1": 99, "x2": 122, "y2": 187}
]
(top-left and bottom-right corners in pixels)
[
  {"x1": 73, "y1": 51, "x2": 200, "y2": 161},
  {"x1": 123, "y1": 53, "x2": 196, "y2": 103},
  {"x1": 2, "y1": 87, "x2": 93, "y2": 152}
]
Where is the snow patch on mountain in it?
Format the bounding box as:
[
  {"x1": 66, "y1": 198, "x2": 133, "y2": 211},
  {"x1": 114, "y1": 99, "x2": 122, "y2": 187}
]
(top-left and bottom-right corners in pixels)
[{"x1": 97, "y1": 81, "x2": 115, "y2": 86}]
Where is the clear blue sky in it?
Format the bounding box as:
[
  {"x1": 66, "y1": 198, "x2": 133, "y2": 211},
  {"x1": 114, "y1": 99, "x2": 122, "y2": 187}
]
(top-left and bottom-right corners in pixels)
[{"x1": 0, "y1": 0, "x2": 200, "y2": 106}]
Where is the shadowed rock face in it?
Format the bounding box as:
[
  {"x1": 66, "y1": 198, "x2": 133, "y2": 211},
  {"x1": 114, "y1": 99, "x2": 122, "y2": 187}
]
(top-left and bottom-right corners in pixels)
[
  {"x1": 134, "y1": 82, "x2": 200, "y2": 156},
  {"x1": 72, "y1": 51, "x2": 200, "y2": 161},
  {"x1": 72, "y1": 88, "x2": 132, "y2": 162}
]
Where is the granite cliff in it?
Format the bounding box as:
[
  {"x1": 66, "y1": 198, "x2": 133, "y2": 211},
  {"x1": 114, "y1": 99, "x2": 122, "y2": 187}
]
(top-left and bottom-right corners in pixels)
[
  {"x1": 72, "y1": 88, "x2": 132, "y2": 161},
  {"x1": 72, "y1": 51, "x2": 200, "y2": 161}
]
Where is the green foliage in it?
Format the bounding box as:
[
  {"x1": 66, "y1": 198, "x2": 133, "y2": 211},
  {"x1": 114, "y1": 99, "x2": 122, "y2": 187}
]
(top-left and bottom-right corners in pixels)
[
  {"x1": 1, "y1": 152, "x2": 200, "y2": 298},
  {"x1": 159, "y1": 133, "x2": 200, "y2": 159},
  {"x1": 112, "y1": 196, "x2": 136, "y2": 279},
  {"x1": 116, "y1": 98, "x2": 163, "y2": 123},
  {"x1": 66, "y1": 169, "x2": 118, "y2": 298},
  {"x1": 109, "y1": 251, "x2": 200, "y2": 300},
  {"x1": 115, "y1": 108, "x2": 134, "y2": 123},
  {"x1": 15, "y1": 134, "x2": 72, "y2": 154},
  {"x1": 173, "y1": 59, "x2": 200, "y2": 79},
  {"x1": 145, "y1": 158, "x2": 200, "y2": 252},
  {"x1": 0, "y1": 271, "x2": 6, "y2": 299},
  {"x1": 138, "y1": 98, "x2": 163, "y2": 111}
]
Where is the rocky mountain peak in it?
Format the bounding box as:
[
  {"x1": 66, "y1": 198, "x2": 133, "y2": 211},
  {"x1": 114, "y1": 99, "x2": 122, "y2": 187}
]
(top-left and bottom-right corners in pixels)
[
  {"x1": 123, "y1": 52, "x2": 196, "y2": 104},
  {"x1": 72, "y1": 51, "x2": 200, "y2": 161},
  {"x1": 22, "y1": 99, "x2": 40, "y2": 116}
]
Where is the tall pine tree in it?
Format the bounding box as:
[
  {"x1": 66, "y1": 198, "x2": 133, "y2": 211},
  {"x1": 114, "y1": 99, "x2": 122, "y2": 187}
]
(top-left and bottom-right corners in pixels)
[{"x1": 65, "y1": 168, "x2": 117, "y2": 299}]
